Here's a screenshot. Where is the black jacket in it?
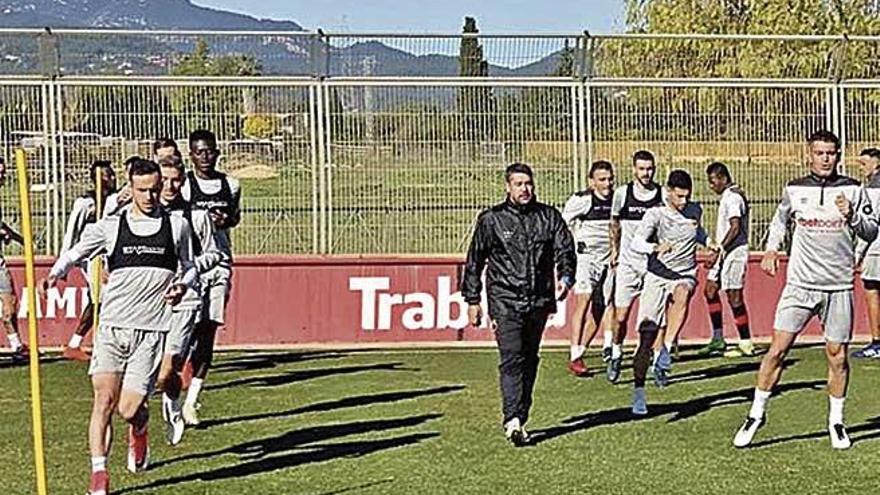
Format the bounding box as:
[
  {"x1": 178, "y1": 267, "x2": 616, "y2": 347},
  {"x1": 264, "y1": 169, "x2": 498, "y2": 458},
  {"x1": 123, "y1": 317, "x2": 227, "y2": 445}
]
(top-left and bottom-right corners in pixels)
[{"x1": 462, "y1": 198, "x2": 576, "y2": 317}]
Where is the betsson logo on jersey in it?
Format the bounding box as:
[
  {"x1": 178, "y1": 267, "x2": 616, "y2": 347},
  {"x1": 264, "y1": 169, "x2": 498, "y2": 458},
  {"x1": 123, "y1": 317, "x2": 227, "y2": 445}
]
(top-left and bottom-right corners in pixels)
[{"x1": 349, "y1": 276, "x2": 566, "y2": 331}]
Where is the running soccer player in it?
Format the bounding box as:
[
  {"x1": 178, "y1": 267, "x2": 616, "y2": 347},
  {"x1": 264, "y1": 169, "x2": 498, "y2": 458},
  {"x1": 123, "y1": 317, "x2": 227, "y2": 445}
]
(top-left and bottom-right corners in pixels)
[
  {"x1": 0, "y1": 157, "x2": 28, "y2": 364},
  {"x1": 733, "y1": 130, "x2": 878, "y2": 450},
  {"x1": 41, "y1": 159, "x2": 197, "y2": 494},
  {"x1": 156, "y1": 153, "x2": 225, "y2": 445},
  {"x1": 61, "y1": 160, "x2": 116, "y2": 362},
  {"x1": 180, "y1": 129, "x2": 241, "y2": 425},
  {"x1": 698, "y1": 162, "x2": 754, "y2": 358},
  {"x1": 561, "y1": 160, "x2": 615, "y2": 377},
  {"x1": 629, "y1": 170, "x2": 707, "y2": 414},
  {"x1": 606, "y1": 150, "x2": 664, "y2": 383},
  {"x1": 853, "y1": 148, "x2": 880, "y2": 359}
]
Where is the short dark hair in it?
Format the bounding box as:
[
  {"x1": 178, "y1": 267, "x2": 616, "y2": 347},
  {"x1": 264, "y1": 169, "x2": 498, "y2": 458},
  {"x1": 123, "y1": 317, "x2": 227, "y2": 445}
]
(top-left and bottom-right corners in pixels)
[
  {"x1": 808, "y1": 130, "x2": 841, "y2": 149},
  {"x1": 123, "y1": 155, "x2": 141, "y2": 171},
  {"x1": 189, "y1": 129, "x2": 217, "y2": 149},
  {"x1": 706, "y1": 162, "x2": 731, "y2": 182},
  {"x1": 152, "y1": 137, "x2": 178, "y2": 155},
  {"x1": 158, "y1": 153, "x2": 184, "y2": 171},
  {"x1": 860, "y1": 148, "x2": 880, "y2": 160},
  {"x1": 128, "y1": 159, "x2": 160, "y2": 182},
  {"x1": 589, "y1": 160, "x2": 614, "y2": 178},
  {"x1": 505, "y1": 162, "x2": 534, "y2": 182},
  {"x1": 633, "y1": 150, "x2": 655, "y2": 166},
  {"x1": 89, "y1": 160, "x2": 113, "y2": 182},
  {"x1": 667, "y1": 169, "x2": 693, "y2": 191}
]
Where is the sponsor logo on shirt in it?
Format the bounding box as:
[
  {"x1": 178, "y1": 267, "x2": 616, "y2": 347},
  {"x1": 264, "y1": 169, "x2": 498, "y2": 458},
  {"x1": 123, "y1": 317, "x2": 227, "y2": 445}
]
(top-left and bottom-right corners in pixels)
[
  {"x1": 796, "y1": 217, "x2": 846, "y2": 230},
  {"x1": 122, "y1": 246, "x2": 166, "y2": 255}
]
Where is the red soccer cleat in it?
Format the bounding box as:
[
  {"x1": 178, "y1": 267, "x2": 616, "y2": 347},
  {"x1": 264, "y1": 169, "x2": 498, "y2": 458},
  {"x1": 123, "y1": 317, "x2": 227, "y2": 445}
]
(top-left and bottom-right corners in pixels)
[
  {"x1": 127, "y1": 424, "x2": 150, "y2": 473},
  {"x1": 63, "y1": 346, "x2": 92, "y2": 362},
  {"x1": 568, "y1": 357, "x2": 591, "y2": 377},
  {"x1": 87, "y1": 469, "x2": 109, "y2": 495}
]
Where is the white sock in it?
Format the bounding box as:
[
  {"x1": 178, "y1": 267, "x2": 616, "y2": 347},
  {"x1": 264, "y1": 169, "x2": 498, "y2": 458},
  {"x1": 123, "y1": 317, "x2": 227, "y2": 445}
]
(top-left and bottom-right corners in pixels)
[
  {"x1": 611, "y1": 344, "x2": 622, "y2": 360},
  {"x1": 749, "y1": 388, "x2": 772, "y2": 419},
  {"x1": 186, "y1": 378, "x2": 204, "y2": 406},
  {"x1": 570, "y1": 345, "x2": 585, "y2": 361},
  {"x1": 633, "y1": 386, "x2": 646, "y2": 401},
  {"x1": 68, "y1": 334, "x2": 83, "y2": 349},
  {"x1": 712, "y1": 327, "x2": 723, "y2": 340},
  {"x1": 829, "y1": 395, "x2": 845, "y2": 426},
  {"x1": 739, "y1": 338, "x2": 752, "y2": 347},
  {"x1": 91, "y1": 456, "x2": 107, "y2": 473},
  {"x1": 7, "y1": 333, "x2": 21, "y2": 352},
  {"x1": 602, "y1": 330, "x2": 613, "y2": 349}
]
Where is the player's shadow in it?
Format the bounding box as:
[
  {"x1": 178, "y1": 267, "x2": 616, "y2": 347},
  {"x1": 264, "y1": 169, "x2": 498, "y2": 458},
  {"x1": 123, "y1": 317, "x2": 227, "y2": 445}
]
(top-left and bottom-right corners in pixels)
[
  {"x1": 206, "y1": 362, "x2": 417, "y2": 391},
  {"x1": 530, "y1": 379, "x2": 825, "y2": 445},
  {"x1": 746, "y1": 415, "x2": 880, "y2": 449},
  {"x1": 211, "y1": 350, "x2": 350, "y2": 374},
  {"x1": 617, "y1": 359, "x2": 797, "y2": 387},
  {"x1": 121, "y1": 414, "x2": 442, "y2": 493},
  {"x1": 198, "y1": 384, "x2": 465, "y2": 430}
]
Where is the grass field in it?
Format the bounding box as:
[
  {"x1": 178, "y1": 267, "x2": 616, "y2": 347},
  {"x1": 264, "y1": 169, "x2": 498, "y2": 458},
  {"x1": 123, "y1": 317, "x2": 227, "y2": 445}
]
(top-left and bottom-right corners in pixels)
[{"x1": 4, "y1": 344, "x2": 880, "y2": 494}]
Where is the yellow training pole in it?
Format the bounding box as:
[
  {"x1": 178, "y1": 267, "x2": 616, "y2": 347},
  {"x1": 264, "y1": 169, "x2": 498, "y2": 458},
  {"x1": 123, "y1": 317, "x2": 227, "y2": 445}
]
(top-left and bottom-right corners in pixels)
[
  {"x1": 16, "y1": 149, "x2": 48, "y2": 495},
  {"x1": 91, "y1": 170, "x2": 102, "y2": 325}
]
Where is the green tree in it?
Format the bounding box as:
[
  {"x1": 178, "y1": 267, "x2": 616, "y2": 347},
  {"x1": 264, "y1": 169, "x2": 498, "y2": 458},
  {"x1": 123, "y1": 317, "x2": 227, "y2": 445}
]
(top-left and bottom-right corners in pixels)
[{"x1": 457, "y1": 17, "x2": 496, "y2": 153}]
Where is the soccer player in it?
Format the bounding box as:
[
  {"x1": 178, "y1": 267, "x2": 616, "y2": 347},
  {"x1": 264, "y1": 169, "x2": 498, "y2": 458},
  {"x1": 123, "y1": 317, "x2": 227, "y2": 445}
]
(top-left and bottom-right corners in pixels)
[
  {"x1": 41, "y1": 159, "x2": 196, "y2": 494},
  {"x1": 61, "y1": 160, "x2": 116, "y2": 362},
  {"x1": 629, "y1": 170, "x2": 707, "y2": 414},
  {"x1": 853, "y1": 148, "x2": 880, "y2": 359},
  {"x1": 561, "y1": 160, "x2": 616, "y2": 377},
  {"x1": 0, "y1": 157, "x2": 28, "y2": 364},
  {"x1": 462, "y1": 163, "x2": 576, "y2": 446},
  {"x1": 104, "y1": 139, "x2": 178, "y2": 219},
  {"x1": 156, "y1": 153, "x2": 225, "y2": 445},
  {"x1": 606, "y1": 150, "x2": 664, "y2": 383},
  {"x1": 698, "y1": 162, "x2": 754, "y2": 358},
  {"x1": 733, "y1": 130, "x2": 877, "y2": 450},
  {"x1": 180, "y1": 129, "x2": 241, "y2": 425}
]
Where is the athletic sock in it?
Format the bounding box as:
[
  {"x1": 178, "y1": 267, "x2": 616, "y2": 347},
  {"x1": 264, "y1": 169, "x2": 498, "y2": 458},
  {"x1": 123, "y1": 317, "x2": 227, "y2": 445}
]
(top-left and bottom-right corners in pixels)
[
  {"x1": 602, "y1": 329, "x2": 613, "y2": 349},
  {"x1": 749, "y1": 388, "x2": 771, "y2": 419},
  {"x1": 707, "y1": 293, "x2": 723, "y2": 340},
  {"x1": 611, "y1": 344, "x2": 622, "y2": 360},
  {"x1": 68, "y1": 334, "x2": 84, "y2": 349},
  {"x1": 91, "y1": 456, "x2": 107, "y2": 473},
  {"x1": 186, "y1": 378, "x2": 204, "y2": 406},
  {"x1": 7, "y1": 333, "x2": 21, "y2": 352},
  {"x1": 829, "y1": 395, "x2": 845, "y2": 426},
  {"x1": 570, "y1": 345, "x2": 585, "y2": 361},
  {"x1": 732, "y1": 304, "x2": 751, "y2": 341}
]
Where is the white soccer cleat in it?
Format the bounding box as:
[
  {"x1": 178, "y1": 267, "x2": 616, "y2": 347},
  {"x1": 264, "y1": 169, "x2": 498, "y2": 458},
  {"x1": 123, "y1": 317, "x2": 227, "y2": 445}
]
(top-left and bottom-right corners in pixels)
[
  {"x1": 829, "y1": 423, "x2": 852, "y2": 450},
  {"x1": 632, "y1": 388, "x2": 648, "y2": 416},
  {"x1": 733, "y1": 415, "x2": 765, "y2": 448},
  {"x1": 163, "y1": 394, "x2": 186, "y2": 446}
]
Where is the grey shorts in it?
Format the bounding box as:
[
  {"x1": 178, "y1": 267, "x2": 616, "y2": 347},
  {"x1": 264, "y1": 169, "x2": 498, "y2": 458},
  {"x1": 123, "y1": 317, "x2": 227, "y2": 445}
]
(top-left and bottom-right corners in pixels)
[
  {"x1": 637, "y1": 272, "x2": 696, "y2": 331},
  {"x1": 574, "y1": 257, "x2": 613, "y2": 306},
  {"x1": 166, "y1": 308, "x2": 200, "y2": 356},
  {"x1": 773, "y1": 285, "x2": 853, "y2": 343},
  {"x1": 201, "y1": 268, "x2": 231, "y2": 324},
  {"x1": 0, "y1": 266, "x2": 13, "y2": 295},
  {"x1": 862, "y1": 256, "x2": 880, "y2": 282},
  {"x1": 614, "y1": 262, "x2": 645, "y2": 309},
  {"x1": 89, "y1": 325, "x2": 165, "y2": 396},
  {"x1": 707, "y1": 246, "x2": 748, "y2": 291}
]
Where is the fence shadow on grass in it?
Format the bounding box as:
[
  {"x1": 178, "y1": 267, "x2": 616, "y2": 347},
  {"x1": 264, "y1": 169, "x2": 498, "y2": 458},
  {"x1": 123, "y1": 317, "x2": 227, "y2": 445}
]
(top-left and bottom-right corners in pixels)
[
  {"x1": 198, "y1": 384, "x2": 465, "y2": 430},
  {"x1": 120, "y1": 414, "x2": 442, "y2": 494},
  {"x1": 529, "y1": 379, "x2": 825, "y2": 445},
  {"x1": 206, "y1": 362, "x2": 418, "y2": 391}
]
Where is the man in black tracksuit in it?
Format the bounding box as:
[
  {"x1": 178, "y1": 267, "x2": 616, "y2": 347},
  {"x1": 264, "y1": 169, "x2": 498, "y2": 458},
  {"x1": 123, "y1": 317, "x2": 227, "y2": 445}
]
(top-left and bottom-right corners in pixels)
[{"x1": 462, "y1": 162, "x2": 576, "y2": 447}]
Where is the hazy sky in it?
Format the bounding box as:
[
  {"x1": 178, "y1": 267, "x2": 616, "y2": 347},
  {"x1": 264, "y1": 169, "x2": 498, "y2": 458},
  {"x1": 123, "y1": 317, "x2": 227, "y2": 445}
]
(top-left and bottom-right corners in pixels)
[{"x1": 193, "y1": 0, "x2": 624, "y2": 33}]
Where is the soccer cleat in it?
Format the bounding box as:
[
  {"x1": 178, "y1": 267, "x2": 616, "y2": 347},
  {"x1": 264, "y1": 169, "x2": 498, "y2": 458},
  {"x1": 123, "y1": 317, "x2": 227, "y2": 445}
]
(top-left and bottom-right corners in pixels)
[
  {"x1": 87, "y1": 470, "x2": 109, "y2": 495},
  {"x1": 724, "y1": 341, "x2": 756, "y2": 358},
  {"x1": 504, "y1": 417, "x2": 526, "y2": 447},
  {"x1": 568, "y1": 357, "x2": 591, "y2": 377},
  {"x1": 163, "y1": 395, "x2": 185, "y2": 446},
  {"x1": 632, "y1": 388, "x2": 648, "y2": 416},
  {"x1": 63, "y1": 346, "x2": 92, "y2": 362},
  {"x1": 127, "y1": 424, "x2": 150, "y2": 473},
  {"x1": 182, "y1": 402, "x2": 201, "y2": 426},
  {"x1": 829, "y1": 423, "x2": 852, "y2": 450},
  {"x1": 851, "y1": 342, "x2": 880, "y2": 359},
  {"x1": 698, "y1": 338, "x2": 726, "y2": 357},
  {"x1": 601, "y1": 346, "x2": 612, "y2": 363},
  {"x1": 733, "y1": 414, "x2": 765, "y2": 448},
  {"x1": 652, "y1": 363, "x2": 669, "y2": 388},
  {"x1": 10, "y1": 344, "x2": 29, "y2": 365},
  {"x1": 606, "y1": 357, "x2": 623, "y2": 384}
]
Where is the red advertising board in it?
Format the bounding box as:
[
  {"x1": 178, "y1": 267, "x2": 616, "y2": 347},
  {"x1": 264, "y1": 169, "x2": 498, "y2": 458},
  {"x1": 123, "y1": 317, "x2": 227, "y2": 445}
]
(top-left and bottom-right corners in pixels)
[{"x1": 7, "y1": 255, "x2": 869, "y2": 348}]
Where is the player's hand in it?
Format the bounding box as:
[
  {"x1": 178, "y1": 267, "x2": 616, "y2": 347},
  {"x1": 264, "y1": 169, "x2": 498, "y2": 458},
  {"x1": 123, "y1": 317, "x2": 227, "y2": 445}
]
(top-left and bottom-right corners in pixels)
[
  {"x1": 655, "y1": 242, "x2": 673, "y2": 255},
  {"x1": 164, "y1": 283, "x2": 187, "y2": 306},
  {"x1": 704, "y1": 248, "x2": 720, "y2": 269},
  {"x1": 117, "y1": 186, "x2": 132, "y2": 204},
  {"x1": 37, "y1": 276, "x2": 57, "y2": 297},
  {"x1": 761, "y1": 251, "x2": 779, "y2": 277},
  {"x1": 556, "y1": 279, "x2": 571, "y2": 301},
  {"x1": 836, "y1": 193, "x2": 853, "y2": 220},
  {"x1": 467, "y1": 304, "x2": 482, "y2": 328}
]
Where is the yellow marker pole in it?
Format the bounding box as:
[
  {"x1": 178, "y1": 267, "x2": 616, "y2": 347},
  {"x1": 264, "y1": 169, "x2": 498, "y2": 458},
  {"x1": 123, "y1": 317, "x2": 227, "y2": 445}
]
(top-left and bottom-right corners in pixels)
[
  {"x1": 91, "y1": 170, "x2": 102, "y2": 325},
  {"x1": 16, "y1": 149, "x2": 48, "y2": 495}
]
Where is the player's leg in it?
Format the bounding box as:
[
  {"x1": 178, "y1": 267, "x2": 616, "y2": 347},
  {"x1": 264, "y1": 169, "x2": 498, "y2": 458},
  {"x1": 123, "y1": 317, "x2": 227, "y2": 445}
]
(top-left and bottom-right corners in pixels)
[
  {"x1": 698, "y1": 278, "x2": 726, "y2": 356},
  {"x1": 64, "y1": 300, "x2": 94, "y2": 362},
  {"x1": 87, "y1": 372, "x2": 121, "y2": 495},
  {"x1": 853, "y1": 280, "x2": 880, "y2": 358},
  {"x1": 118, "y1": 330, "x2": 164, "y2": 472},
  {"x1": 568, "y1": 289, "x2": 592, "y2": 377},
  {"x1": 159, "y1": 309, "x2": 197, "y2": 445},
  {"x1": 723, "y1": 288, "x2": 755, "y2": 357},
  {"x1": 631, "y1": 275, "x2": 667, "y2": 414},
  {"x1": 0, "y1": 267, "x2": 27, "y2": 364},
  {"x1": 519, "y1": 308, "x2": 550, "y2": 442},
  {"x1": 494, "y1": 312, "x2": 528, "y2": 446},
  {"x1": 183, "y1": 272, "x2": 229, "y2": 425},
  {"x1": 823, "y1": 290, "x2": 854, "y2": 449},
  {"x1": 659, "y1": 282, "x2": 695, "y2": 375}
]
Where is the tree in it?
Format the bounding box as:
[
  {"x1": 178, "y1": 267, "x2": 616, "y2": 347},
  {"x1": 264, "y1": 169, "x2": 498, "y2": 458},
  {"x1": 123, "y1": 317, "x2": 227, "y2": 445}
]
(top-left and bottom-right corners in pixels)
[{"x1": 457, "y1": 17, "x2": 496, "y2": 153}]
